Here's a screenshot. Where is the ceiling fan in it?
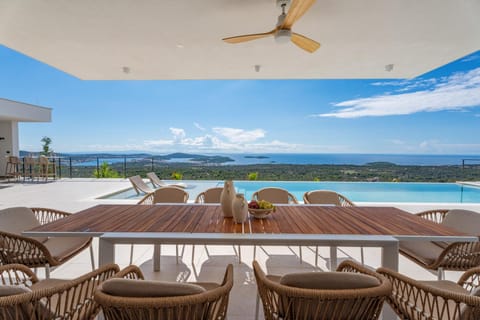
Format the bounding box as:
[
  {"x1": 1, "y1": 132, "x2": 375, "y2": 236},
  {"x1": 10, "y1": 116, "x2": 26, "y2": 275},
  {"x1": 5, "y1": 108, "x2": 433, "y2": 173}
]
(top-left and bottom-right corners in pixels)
[{"x1": 222, "y1": 0, "x2": 320, "y2": 53}]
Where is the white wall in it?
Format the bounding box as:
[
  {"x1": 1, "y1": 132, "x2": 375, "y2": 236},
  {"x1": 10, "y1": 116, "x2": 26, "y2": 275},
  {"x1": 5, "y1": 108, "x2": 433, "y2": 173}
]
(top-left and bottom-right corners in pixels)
[{"x1": 0, "y1": 120, "x2": 19, "y2": 177}]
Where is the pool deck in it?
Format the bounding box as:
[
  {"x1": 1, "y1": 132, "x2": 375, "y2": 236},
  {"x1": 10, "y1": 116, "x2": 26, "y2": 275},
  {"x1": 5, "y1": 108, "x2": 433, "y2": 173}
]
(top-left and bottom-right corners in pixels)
[{"x1": 1, "y1": 178, "x2": 480, "y2": 320}]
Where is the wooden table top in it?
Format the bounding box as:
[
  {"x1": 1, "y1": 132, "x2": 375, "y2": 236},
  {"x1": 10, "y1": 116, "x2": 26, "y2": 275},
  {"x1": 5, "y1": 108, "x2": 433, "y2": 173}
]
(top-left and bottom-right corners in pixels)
[{"x1": 29, "y1": 204, "x2": 470, "y2": 237}]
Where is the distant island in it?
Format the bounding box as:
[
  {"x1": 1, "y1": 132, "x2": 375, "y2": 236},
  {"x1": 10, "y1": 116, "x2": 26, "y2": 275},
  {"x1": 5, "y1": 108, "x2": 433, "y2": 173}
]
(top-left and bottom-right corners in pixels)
[{"x1": 244, "y1": 155, "x2": 269, "y2": 159}]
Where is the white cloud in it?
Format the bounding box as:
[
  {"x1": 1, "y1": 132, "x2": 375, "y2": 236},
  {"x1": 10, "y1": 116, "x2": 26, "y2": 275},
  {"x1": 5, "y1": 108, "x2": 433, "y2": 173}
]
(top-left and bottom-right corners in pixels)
[
  {"x1": 314, "y1": 67, "x2": 480, "y2": 118},
  {"x1": 169, "y1": 128, "x2": 186, "y2": 141},
  {"x1": 212, "y1": 127, "x2": 266, "y2": 143},
  {"x1": 194, "y1": 122, "x2": 205, "y2": 131}
]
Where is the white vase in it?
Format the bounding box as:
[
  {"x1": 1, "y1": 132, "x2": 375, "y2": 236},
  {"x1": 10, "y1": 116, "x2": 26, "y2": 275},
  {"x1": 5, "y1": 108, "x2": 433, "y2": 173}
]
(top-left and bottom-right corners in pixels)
[
  {"x1": 232, "y1": 193, "x2": 248, "y2": 224},
  {"x1": 220, "y1": 180, "x2": 235, "y2": 217}
]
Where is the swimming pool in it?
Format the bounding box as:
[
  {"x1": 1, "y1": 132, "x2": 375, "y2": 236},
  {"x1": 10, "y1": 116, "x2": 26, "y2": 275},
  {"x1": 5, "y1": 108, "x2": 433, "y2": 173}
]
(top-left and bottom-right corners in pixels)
[{"x1": 98, "y1": 181, "x2": 480, "y2": 203}]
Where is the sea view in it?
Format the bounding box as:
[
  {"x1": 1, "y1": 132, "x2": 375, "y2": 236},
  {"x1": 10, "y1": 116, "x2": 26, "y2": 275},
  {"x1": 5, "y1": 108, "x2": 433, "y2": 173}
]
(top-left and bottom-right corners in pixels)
[
  {"x1": 58, "y1": 152, "x2": 480, "y2": 166},
  {"x1": 218, "y1": 153, "x2": 479, "y2": 166}
]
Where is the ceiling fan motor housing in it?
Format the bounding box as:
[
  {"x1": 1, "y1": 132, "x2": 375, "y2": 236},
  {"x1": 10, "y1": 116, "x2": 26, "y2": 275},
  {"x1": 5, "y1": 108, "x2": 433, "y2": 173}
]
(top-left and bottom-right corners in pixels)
[{"x1": 274, "y1": 29, "x2": 292, "y2": 43}]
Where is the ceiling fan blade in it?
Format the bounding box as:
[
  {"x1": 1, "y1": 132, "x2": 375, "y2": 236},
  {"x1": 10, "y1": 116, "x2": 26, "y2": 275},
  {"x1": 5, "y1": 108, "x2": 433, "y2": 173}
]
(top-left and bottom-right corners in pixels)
[
  {"x1": 222, "y1": 30, "x2": 276, "y2": 44},
  {"x1": 291, "y1": 32, "x2": 320, "y2": 53},
  {"x1": 281, "y1": 0, "x2": 316, "y2": 29}
]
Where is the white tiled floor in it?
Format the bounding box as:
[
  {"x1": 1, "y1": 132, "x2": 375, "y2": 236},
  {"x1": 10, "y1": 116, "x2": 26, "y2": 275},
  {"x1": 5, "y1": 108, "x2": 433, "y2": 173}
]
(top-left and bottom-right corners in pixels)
[{"x1": 1, "y1": 178, "x2": 479, "y2": 319}]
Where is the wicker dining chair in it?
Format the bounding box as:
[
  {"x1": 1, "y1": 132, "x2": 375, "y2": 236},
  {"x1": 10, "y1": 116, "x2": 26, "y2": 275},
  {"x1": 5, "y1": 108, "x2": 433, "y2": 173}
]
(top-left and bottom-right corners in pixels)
[
  {"x1": 192, "y1": 187, "x2": 226, "y2": 263},
  {"x1": 195, "y1": 187, "x2": 224, "y2": 204},
  {"x1": 302, "y1": 190, "x2": 361, "y2": 266},
  {"x1": 252, "y1": 187, "x2": 299, "y2": 204},
  {"x1": 137, "y1": 186, "x2": 189, "y2": 204},
  {"x1": 0, "y1": 207, "x2": 94, "y2": 279},
  {"x1": 378, "y1": 265, "x2": 480, "y2": 320},
  {"x1": 0, "y1": 263, "x2": 120, "y2": 320},
  {"x1": 95, "y1": 264, "x2": 234, "y2": 320},
  {"x1": 134, "y1": 187, "x2": 189, "y2": 266},
  {"x1": 303, "y1": 190, "x2": 355, "y2": 206},
  {"x1": 399, "y1": 209, "x2": 480, "y2": 280},
  {"x1": 252, "y1": 187, "x2": 300, "y2": 262},
  {"x1": 253, "y1": 260, "x2": 391, "y2": 320}
]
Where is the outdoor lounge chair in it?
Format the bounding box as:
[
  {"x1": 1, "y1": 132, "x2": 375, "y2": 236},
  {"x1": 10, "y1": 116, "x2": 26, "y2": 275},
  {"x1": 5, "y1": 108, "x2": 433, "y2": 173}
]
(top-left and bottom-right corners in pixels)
[
  {"x1": 378, "y1": 265, "x2": 480, "y2": 320},
  {"x1": 95, "y1": 264, "x2": 234, "y2": 320},
  {"x1": 0, "y1": 207, "x2": 94, "y2": 279},
  {"x1": 399, "y1": 209, "x2": 480, "y2": 280},
  {"x1": 302, "y1": 190, "x2": 361, "y2": 266},
  {"x1": 128, "y1": 175, "x2": 155, "y2": 194},
  {"x1": 253, "y1": 259, "x2": 391, "y2": 320},
  {"x1": 134, "y1": 187, "x2": 189, "y2": 266},
  {"x1": 147, "y1": 171, "x2": 187, "y2": 189},
  {"x1": 0, "y1": 263, "x2": 137, "y2": 320}
]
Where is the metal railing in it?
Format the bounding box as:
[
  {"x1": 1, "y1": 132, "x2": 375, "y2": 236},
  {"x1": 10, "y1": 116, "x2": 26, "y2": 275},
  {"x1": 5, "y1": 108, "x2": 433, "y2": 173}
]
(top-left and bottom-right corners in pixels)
[{"x1": 17, "y1": 155, "x2": 182, "y2": 179}]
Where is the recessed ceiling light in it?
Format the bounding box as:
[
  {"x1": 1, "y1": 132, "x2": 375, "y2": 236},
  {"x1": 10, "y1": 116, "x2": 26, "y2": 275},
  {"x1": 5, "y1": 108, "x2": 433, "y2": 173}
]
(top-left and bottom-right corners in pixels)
[{"x1": 176, "y1": 44, "x2": 184, "y2": 49}]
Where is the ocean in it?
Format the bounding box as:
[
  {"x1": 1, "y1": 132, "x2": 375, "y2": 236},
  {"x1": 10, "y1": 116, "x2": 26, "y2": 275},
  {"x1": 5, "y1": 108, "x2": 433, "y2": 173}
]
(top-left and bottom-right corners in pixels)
[
  {"x1": 218, "y1": 153, "x2": 480, "y2": 166},
  {"x1": 70, "y1": 153, "x2": 480, "y2": 167}
]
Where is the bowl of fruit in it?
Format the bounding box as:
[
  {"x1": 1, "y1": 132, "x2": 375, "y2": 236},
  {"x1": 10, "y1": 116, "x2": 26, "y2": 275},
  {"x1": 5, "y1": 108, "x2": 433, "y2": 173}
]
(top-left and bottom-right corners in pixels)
[{"x1": 248, "y1": 200, "x2": 275, "y2": 219}]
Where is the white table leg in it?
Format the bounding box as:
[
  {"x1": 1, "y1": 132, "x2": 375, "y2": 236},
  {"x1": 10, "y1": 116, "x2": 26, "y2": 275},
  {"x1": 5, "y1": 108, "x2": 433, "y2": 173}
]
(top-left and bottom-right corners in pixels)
[
  {"x1": 99, "y1": 238, "x2": 115, "y2": 266},
  {"x1": 382, "y1": 241, "x2": 399, "y2": 320},
  {"x1": 154, "y1": 244, "x2": 161, "y2": 272},
  {"x1": 329, "y1": 246, "x2": 338, "y2": 270}
]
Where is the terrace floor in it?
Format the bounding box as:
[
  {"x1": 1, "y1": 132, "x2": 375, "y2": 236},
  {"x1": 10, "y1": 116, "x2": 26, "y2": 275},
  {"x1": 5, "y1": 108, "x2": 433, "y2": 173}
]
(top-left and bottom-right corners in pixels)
[{"x1": 1, "y1": 178, "x2": 480, "y2": 319}]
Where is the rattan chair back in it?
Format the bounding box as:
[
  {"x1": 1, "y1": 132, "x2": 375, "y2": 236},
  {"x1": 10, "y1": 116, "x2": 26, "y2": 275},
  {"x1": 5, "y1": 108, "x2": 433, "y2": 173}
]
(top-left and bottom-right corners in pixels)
[
  {"x1": 253, "y1": 260, "x2": 390, "y2": 320},
  {"x1": 195, "y1": 187, "x2": 223, "y2": 203},
  {"x1": 252, "y1": 187, "x2": 298, "y2": 204},
  {"x1": 303, "y1": 190, "x2": 355, "y2": 206},
  {"x1": 95, "y1": 264, "x2": 233, "y2": 320}
]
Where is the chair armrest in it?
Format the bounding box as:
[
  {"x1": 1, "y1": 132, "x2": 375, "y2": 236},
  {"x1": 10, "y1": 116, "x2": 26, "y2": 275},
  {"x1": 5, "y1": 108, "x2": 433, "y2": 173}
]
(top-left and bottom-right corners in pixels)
[
  {"x1": 195, "y1": 192, "x2": 205, "y2": 203},
  {"x1": 458, "y1": 266, "x2": 480, "y2": 293},
  {"x1": 0, "y1": 231, "x2": 55, "y2": 267},
  {"x1": 288, "y1": 192, "x2": 299, "y2": 204},
  {"x1": 30, "y1": 263, "x2": 120, "y2": 319},
  {"x1": 431, "y1": 241, "x2": 480, "y2": 270},
  {"x1": 337, "y1": 260, "x2": 380, "y2": 279},
  {"x1": 0, "y1": 263, "x2": 39, "y2": 286},
  {"x1": 378, "y1": 266, "x2": 480, "y2": 319},
  {"x1": 114, "y1": 265, "x2": 145, "y2": 280},
  {"x1": 416, "y1": 209, "x2": 449, "y2": 224},
  {"x1": 137, "y1": 192, "x2": 154, "y2": 205},
  {"x1": 338, "y1": 195, "x2": 355, "y2": 207},
  {"x1": 31, "y1": 207, "x2": 71, "y2": 225},
  {"x1": 251, "y1": 191, "x2": 259, "y2": 201}
]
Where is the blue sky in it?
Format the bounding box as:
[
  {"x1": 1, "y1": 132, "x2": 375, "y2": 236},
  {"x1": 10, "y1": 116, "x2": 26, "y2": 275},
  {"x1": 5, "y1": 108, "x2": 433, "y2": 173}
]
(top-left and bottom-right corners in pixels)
[{"x1": 1, "y1": 45, "x2": 479, "y2": 155}]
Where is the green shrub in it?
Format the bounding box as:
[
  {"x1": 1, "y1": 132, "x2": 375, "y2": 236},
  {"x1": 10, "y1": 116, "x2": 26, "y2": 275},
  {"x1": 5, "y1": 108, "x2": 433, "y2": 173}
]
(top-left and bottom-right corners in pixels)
[
  {"x1": 247, "y1": 172, "x2": 258, "y2": 180},
  {"x1": 93, "y1": 162, "x2": 120, "y2": 178},
  {"x1": 171, "y1": 171, "x2": 183, "y2": 180}
]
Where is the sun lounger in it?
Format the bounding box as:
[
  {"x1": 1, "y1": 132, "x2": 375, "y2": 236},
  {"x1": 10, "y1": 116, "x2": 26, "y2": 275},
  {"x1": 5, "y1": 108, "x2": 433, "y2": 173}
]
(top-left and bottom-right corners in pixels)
[
  {"x1": 146, "y1": 172, "x2": 187, "y2": 189},
  {"x1": 128, "y1": 175, "x2": 155, "y2": 194}
]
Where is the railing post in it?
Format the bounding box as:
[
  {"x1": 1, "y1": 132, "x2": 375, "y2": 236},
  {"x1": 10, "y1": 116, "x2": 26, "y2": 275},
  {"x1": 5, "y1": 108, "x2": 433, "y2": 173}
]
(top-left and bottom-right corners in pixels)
[
  {"x1": 69, "y1": 157, "x2": 72, "y2": 178},
  {"x1": 96, "y1": 157, "x2": 100, "y2": 179},
  {"x1": 58, "y1": 157, "x2": 61, "y2": 179},
  {"x1": 151, "y1": 157, "x2": 154, "y2": 172},
  {"x1": 123, "y1": 156, "x2": 127, "y2": 178}
]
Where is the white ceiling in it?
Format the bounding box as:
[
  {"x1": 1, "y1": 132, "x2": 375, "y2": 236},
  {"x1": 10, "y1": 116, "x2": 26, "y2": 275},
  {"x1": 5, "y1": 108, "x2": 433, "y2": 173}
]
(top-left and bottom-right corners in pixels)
[{"x1": 0, "y1": 0, "x2": 479, "y2": 80}]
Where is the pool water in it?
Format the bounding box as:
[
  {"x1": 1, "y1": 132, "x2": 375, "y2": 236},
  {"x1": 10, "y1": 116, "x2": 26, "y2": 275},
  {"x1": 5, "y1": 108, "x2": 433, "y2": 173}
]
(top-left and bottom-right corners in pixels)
[{"x1": 98, "y1": 181, "x2": 480, "y2": 203}]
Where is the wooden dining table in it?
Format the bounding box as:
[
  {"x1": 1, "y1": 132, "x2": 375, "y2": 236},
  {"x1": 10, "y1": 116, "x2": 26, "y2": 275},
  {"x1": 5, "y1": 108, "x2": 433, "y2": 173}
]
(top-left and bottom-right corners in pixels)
[{"x1": 25, "y1": 203, "x2": 476, "y2": 271}]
